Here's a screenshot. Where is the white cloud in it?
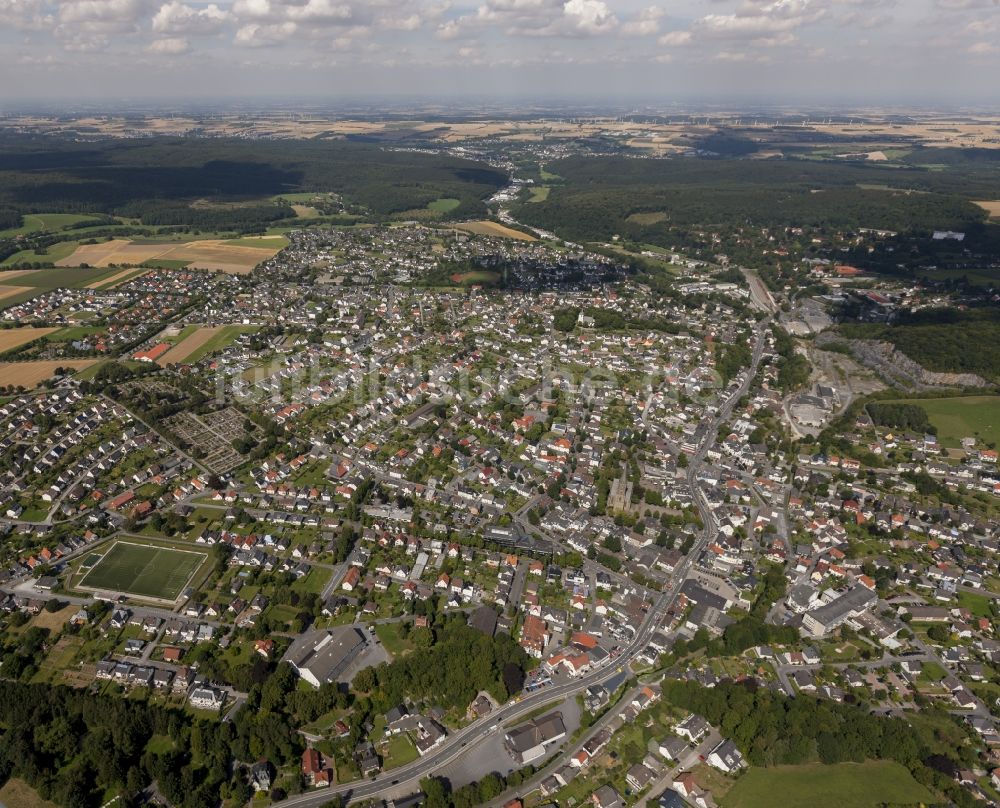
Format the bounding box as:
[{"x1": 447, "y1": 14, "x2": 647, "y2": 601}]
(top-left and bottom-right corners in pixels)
[
  {"x1": 234, "y1": 20, "x2": 297, "y2": 45},
  {"x1": 695, "y1": 0, "x2": 826, "y2": 40},
  {"x1": 561, "y1": 0, "x2": 616, "y2": 35},
  {"x1": 936, "y1": 0, "x2": 999, "y2": 9},
  {"x1": 58, "y1": 0, "x2": 146, "y2": 30},
  {"x1": 149, "y1": 35, "x2": 191, "y2": 52},
  {"x1": 621, "y1": 5, "x2": 663, "y2": 37},
  {"x1": 152, "y1": 1, "x2": 228, "y2": 34},
  {"x1": 659, "y1": 29, "x2": 692, "y2": 46},
  {"x1": 0, "y1": 0, "x2": 52, "y2": 30},
  {"x1": 284, "y1": 0, "x2": 355, "y2": 24},
  {"x1": 447, "y1": 0, "x2": 618, "y2": 39}
]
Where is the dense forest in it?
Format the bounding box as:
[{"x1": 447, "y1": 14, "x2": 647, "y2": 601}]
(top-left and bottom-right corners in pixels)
[
  {"x1": 867, "y1": 402, "x2": 933, "y2": 433},
  {"x1": 0, "y1": 208, "x2": 22, "y2": 230},
  {"x1": 714, "y1": 334, "x2": 752, "y2": 385},
  {"x1": 841, "y1": 308, "x2": 1000, "y2": 382},
  {"x1": 512, "y1": 154, "x2": 995, "y2": 249},
  {"x1": 771, "y1": 325, "x2": 812, "y2": 393},
  {"x1": 0, "y1": 135, "x2": 506, "y2": 229},
  {"x1": 0, "y1": 677, "x2": 320, "y2": 808},
  {"x1": 352, "y1": 615, "x2": 527, "y2": 713}
]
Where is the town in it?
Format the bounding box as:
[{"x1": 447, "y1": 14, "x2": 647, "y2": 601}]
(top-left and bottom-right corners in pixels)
[{"x1": 2, "y1": 191, "x2": 1000, "y2": 808}]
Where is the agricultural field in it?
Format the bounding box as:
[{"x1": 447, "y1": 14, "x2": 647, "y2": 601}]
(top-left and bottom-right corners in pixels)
[
  {"x1": 94, "y1": 267, "x2": 149, "y2": 288},
  {"x1": 885, "y1": 396, "x2": 1000, "y2": 448},
  {"x1": 452, "y1": 220, "x2": 536, "y2": 241},
  {"x1": 55, "y1": 238, "x2": 283, "y2": 274},
  {"x1": 0, "y1": 270, "x2": 95, "y2": 309},
  {"x1": 77, "y1": 540, "x2": 207, "y2": 601},
  {"x1": 0, "y1": 327, "x2": 59, "y2": 353},
  {"x1": 974, "y1": 200, "x2": 1000, "y2": 219},
  {"x1": 721, "y1": 761, "x2": 934, "y2": 808},
  {"x1": 156, "y1": 325, "x2": 228, "y2": 366},
  {"x1": 224, "y1": 236, "x2": 289, "y2": 249},
  {"x1": 0, "y1": 213, "x2": 107, "y2": 238},
  {"x1": 0, "y1": 360, "x2": 97, "y2": 388},
  {"x1": 156, "y1": 324, "x2": 256, "y2": 365},
  {"x1": 0, "y1": 284, "x2": 34, "y2": 302}
]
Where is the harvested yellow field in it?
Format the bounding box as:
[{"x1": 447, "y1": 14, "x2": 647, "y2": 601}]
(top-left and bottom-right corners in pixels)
[
  {"x1": 974, "y1": 200, "x2": 1000, "y2": 218},
  {"x1": 0, "y1": 285, "x2": 34, "y2": 301},
  {"x1": 55, "y1": 239, "x2": 133, "y2": 267},
  {"x1": 167, "y1": 240, "x2": 278, "y2": 274},
  {"x1": 95, "y1": 267, "x2": 149, "y2": 289},
  {"x1": 157, "y1": 326, "x2": 225, "y2": 365},
  {"x1": 56, "y1": 238, "x2": 280, "y2": 274},
  {"x1": 0, "y1": 327, "x2": 59, "y2": 352},
  {"x1": 453, "y1": 221, "x2": 536, "y2": 241},
  {"x1": 0, "y1": 269, "x2": 44, "y2": 282},
  {"x1": 0, "y1": 359, "x2": 96, "y2": 388},
  {"x1": 292, "y1": 204, "x2": 320, "y2": 217}
]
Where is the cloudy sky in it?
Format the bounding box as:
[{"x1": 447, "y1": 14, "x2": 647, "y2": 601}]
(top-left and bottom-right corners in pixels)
[{"x1": 2, "y1": 0, "x2": 999, "y2": 104}]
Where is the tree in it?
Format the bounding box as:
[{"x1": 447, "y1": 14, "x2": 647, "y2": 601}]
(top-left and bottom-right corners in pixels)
[
  {"x1": 420, "y1": 776, "x2": 450, "y2": 808},
  {"x1": 502, "y1": 662, "x2": 524, "y2": 695},
  {"x1": 353, "y1": 667, "x2": 378, "y2": 693}
]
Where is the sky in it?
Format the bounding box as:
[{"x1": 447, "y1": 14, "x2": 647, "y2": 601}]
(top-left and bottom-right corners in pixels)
[{"x1": 2, "y1": 0, "x2": 999, "y2": 104}]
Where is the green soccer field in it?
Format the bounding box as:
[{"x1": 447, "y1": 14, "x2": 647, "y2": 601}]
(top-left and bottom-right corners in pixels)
[{"x1": 79, "y1": 542, "x2": 206, "y2": 600}]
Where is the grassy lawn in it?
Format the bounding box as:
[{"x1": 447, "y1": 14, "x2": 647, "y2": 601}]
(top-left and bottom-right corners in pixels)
[
  {"x1": 301, "y1": 707, "x2": 350, "y2": 736},
  {"x1": 383, "y1": 733, "x2": 420, "y2": 769},
  {"x1": 292, "y1": 566, "x2": 332, "y2": 595},
  {"x1": 957, "y1": 590, "x2": 995, "y2": 619},
  {"x1": 883, "y1": 396, "x2": 1000, "y2": 448},
  {"x1": 141, "y1": 258, "x2": 192, "y2": 269},
  {"x1": 374, "y1": 622, "x2": 415, "y2": 657},
  {"x1": 146, "y1": 734, "x2": 177, "y2": 754},
  {"x1": 918, "y1": 660, "x2": 948, "y2": 683},
  {"x1": 0, "y1": 778, "x2": 60, "y2": 808},
  {"x1": 694, "y1": 763, "x2": 736, "y2": 800},
  {"x1": 721, "y1": 761, "x2": 935, "y2": 808},
  {"x1": 427, "y1": 198, "x2": 461, "y2": 213},
  {"x1": 527, "y1": 186, "x2": 550, "y2": 202},
  {"x1": 78, "y1": 540, "x2": 206, "y2": 600},
  {"x1": 265, "y1": 603, "x2": 300, "y2": 626},
  {"x1": 48, "y1": 325, "x2": 104, "y2": 342}
]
